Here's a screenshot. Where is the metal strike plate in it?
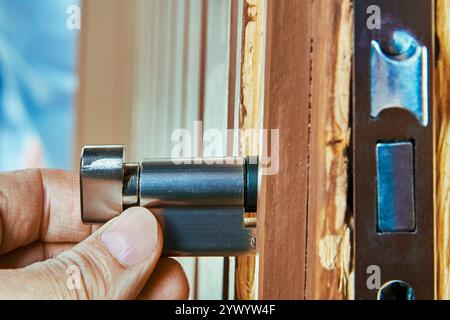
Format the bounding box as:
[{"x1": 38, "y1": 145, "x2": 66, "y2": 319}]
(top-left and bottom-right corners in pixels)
[
  {"x1": 80, "y1": 145, "x2": 258, "y2": 257},
  {"x1": 354, "y1": 0, "x2": 435, "y2": 300}
]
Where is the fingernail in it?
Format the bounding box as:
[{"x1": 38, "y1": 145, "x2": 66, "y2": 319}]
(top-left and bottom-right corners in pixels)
[{"x1": 101, "y1": 207, "x2": 159, "y2": 266}]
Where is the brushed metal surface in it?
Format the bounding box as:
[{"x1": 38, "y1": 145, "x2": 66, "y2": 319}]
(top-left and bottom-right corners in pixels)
[
  {"x1": 376, "y1": 142, "x2": 415, "y2": 233},
  {"x1": 371, "y1": 30, "x2": 428, "y2": 126},
  {"x1": 140, "y1": 159, "x2": 245, "y2": 208},
  {"x1": 152, "y1": 207, "x2": 255, "y2": 256}
]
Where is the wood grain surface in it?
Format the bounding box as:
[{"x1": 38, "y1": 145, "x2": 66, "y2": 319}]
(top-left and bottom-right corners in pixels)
[
  {"x1": 436, "y1": 0, "x2": 450, "y2": 300},
  {"x1": 306, "y1": 0, "x2": 353, "y2": 300},
  {"x1": 235, "y1": 0, "x2": 265, "y2": 301},
  {"x1": 257, "y1": 0, "x2": 313, "y2": 299}
]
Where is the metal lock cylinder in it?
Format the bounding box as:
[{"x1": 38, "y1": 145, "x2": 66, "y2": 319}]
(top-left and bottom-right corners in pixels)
[{"x1": 80, "y1": 145, "x2": 258, "y2": 256}]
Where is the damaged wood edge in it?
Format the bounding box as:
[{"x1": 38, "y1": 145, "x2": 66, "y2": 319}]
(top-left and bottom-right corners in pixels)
[
  {"x1": 235, "y1": 0, "x2": 265, "y2": 301},
  {"x1": 436, "y1": 0, "x2": 450, "y2": 300},
  {"x1": 306, "y1": 0, "x2": 354, "y2": 299}
]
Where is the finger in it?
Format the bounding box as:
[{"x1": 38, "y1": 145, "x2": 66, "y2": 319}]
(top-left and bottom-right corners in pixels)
[
  {"x1": 0, "y1": 207, "x2": 162, "y2": 300},
  {"x1": 0, "y1": 242, "x2": 75, "y2": 269},
  {"x1": 137, "y1": 258, "x2": 189, "y2": 300},
  {"x1": 0, "y1": 169, "x2": 93, "y2": 255}
]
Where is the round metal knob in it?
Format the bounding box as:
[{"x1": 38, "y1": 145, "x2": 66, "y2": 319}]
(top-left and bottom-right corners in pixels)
[{"x1": 80, "y1": 145, "x2": 125, "y2": 223}]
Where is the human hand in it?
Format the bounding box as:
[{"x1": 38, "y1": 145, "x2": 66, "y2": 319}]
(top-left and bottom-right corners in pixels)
[{"x1": 0, "y1": 169, "x2": 189, "y2": 300}]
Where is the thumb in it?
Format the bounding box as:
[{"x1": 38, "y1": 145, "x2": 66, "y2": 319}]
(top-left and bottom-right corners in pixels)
[{"x1": 0, "y1": 207, "x2": 162, "y2": 300}]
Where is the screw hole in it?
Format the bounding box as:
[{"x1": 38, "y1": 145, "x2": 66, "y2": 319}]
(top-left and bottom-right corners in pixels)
[
  {"x1": 377, "y1": 280, "x2": 415, "y2": 300},
  {"x1": 379, "y1": 30, "x2": 418, "y2": 60}
]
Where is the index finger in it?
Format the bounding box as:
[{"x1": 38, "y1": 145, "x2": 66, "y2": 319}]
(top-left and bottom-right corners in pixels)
[{"x1": 0, "y1": 169, "x2": 93, "y2": 255}]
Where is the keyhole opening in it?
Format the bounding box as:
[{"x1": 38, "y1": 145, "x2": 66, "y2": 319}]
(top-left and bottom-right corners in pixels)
[{"x1": 377, "y1": 280, "x2": 415, "y2": 300}]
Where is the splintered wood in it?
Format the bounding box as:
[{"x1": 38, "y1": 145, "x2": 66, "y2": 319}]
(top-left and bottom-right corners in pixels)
[{"x1": 235, "y1": 0, "x2": 265, "y2": 301}]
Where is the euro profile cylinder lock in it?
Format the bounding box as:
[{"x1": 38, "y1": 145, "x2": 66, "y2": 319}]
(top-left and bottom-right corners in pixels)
[{"x1": 80, "y1": 145, "x2": 258, "y2": 256}]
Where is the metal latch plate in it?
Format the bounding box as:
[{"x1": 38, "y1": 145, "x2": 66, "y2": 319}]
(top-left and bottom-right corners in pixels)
[{"x1": 354, "y1": 0, "x2": 435, "y2": 300}]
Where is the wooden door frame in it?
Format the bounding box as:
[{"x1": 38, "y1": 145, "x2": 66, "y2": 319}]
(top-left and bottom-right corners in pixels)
[
  {"x1": 436, "y1": 0, "x2": 450, "y2": 300},
  {"x1": 256, "y1": 0, "x2": 353, "y2": 300},
  {"x1": 257, "y1": 0, "x2": 313, "y2": 300}
]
